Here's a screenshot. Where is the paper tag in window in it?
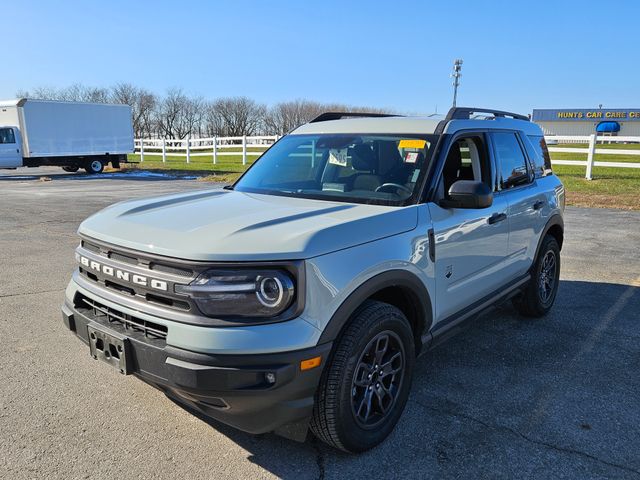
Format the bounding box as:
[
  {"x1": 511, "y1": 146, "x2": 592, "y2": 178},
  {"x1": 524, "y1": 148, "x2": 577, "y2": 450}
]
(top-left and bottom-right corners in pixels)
[
  {"x1": 405, "y1": 152, "x2": 419, "y2": 163},
  {"x1": 399, "y1": 139, "x2": 426, "y2": 149},
  {"x1": 328, "y1": 148, "x2": 348, "y2": 166}
]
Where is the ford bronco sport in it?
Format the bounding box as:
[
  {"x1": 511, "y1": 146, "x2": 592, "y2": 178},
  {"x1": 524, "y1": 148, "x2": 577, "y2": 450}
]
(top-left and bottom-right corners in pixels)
[{"x1": 62, "y1": 107, "x2": 565, "y2": 452}]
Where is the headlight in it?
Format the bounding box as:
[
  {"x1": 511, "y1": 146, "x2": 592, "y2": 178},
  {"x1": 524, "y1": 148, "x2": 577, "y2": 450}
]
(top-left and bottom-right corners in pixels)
[{"x1": 175, "y1": 269, "x2": 295, "y2": 318}]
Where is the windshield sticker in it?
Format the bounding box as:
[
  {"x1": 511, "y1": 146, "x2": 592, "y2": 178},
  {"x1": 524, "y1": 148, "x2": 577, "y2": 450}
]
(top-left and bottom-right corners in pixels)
[
  {"x1": 398, "y1": 139, "x2": 426, "y2": 149},
  {"x1": 329, "y1": 148, "x2": 349, "y2": 166},
  {"x1": 405, "y1": 152, "x2": 419, "y2": 163}
]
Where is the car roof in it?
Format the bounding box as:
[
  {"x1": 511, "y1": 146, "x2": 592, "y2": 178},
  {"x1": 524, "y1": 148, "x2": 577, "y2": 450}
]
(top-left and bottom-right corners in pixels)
[{"x1": 291, "y1": 109, "x2": 543, "y2": 137}]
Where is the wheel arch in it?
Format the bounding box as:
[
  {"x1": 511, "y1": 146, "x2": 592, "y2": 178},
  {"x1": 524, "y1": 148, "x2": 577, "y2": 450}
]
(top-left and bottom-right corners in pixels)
[
  {"x1": 318, "y1": 270, "x2": 433, "y2": 355},
  {"x1": 535, "y1": 214, "x2": 564, "y2": 261}
]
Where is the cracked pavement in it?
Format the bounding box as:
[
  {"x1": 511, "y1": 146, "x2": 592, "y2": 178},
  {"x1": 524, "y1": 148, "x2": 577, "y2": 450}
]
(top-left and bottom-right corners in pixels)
[{"x1": 1, "y1": 167, "x2": 639, "y2": 479}]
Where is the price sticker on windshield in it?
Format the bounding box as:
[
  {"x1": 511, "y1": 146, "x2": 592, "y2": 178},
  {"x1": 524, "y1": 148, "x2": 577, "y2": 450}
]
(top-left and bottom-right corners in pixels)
[{"x1": 329, "y1": 148, "x2": 349, "y2": 167}]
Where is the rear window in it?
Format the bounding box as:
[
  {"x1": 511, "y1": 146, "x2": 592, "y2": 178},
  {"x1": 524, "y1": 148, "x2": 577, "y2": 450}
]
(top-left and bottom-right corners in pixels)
[{"x1": 525, "y1": 135, "x2": 552, "y2": 176}]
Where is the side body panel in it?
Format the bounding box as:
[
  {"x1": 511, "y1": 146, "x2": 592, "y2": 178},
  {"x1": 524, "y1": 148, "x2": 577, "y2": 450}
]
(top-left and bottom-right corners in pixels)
[{"x1": 304, "y1": 204, "x2": 435, "y2": 338}]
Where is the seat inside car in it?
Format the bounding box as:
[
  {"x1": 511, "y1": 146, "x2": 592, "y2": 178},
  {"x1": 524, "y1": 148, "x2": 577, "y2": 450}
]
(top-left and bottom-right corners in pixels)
[{"x1": 350, "y1": 144, "x2": 382, "y2": 191}]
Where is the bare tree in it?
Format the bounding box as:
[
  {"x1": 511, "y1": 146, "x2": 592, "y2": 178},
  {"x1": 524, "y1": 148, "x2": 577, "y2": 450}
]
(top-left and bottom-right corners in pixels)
[
  {"x1": 206, "y1": 97, "x2": 266, "y2": 137},
  {"x1": 18, "y1": 84, "x2": 110, "y2": 103},
  {"x1": 264, "y1": 99, "x2": 325, "y2": 135},
  {"x1": 154, "y1": 88, "x2": 206, "y2": 139},
  {"x1": 110, "y1": 83, "x2": 158, "y2": 138},
  {"x1": 263, "y1": 100, "x2": 394, "y2": 135},
  {"x1": 15, "y1": 83, "x2": 394, "y2": 138}
]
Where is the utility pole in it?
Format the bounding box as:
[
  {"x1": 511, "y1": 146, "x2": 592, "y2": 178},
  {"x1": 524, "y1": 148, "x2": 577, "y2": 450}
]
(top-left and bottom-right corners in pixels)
[{"x1": 451, "y1": 59, "x2": 463, "y2": 108}]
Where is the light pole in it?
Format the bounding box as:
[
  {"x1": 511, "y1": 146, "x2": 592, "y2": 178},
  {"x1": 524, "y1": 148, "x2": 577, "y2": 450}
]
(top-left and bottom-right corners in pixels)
[{"x1": 451, "y1": 59, "x2": 463, "y2": 108}]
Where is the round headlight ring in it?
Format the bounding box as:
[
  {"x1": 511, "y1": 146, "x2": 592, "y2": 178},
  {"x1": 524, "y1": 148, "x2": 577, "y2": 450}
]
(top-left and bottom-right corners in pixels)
[{"x1": 256, "y1": 275, "x2": 285, "y2": 308}]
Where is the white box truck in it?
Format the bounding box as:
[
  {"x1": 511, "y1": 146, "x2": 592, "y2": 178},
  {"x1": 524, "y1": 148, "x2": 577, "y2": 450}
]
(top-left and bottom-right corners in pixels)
[{"x1": 0, "y1": 98, "x2": 134, "y2": 174}]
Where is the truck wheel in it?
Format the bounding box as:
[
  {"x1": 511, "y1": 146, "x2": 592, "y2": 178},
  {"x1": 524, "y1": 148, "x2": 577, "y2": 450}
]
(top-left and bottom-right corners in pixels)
[
  {"x1": 62, "y1": 166, "x2": 79, "y2": 173},
  {"x1": 513, "y1": 235, "x2": 561, "y2": 317},
  {"x1": 84, "y1": 160, "x2": 104, "y2": 174},
  {"x1": 310, "y1": 300, "x2": 415, "y2": 452}
]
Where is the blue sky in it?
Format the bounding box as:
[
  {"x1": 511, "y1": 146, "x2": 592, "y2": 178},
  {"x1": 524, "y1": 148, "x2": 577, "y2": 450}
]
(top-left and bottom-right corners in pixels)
[{"x1": 3, "y1": 0, "x2": 638, "y2": 114}]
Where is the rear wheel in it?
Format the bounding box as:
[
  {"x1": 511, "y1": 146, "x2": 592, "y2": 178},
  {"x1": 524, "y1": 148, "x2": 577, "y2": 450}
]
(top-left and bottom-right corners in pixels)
[
  {"x1": 62, "y1": 166, "x2": 79, "y2": 173},
  {"x1": 310, "y1": 300, "x2": 415, "y2": 452},
  {"x1": 513, "y1": 235, "x2": 560, "y2": 317},
  {"x1": 84, "y1": 160, "x2": 104, "y2": 174}
]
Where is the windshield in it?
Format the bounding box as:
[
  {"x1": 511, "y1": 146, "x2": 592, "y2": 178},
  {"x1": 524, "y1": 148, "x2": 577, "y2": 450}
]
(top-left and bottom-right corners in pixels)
[{"x1": 233, "y1": 134, "x2": 437, "y2": 205}]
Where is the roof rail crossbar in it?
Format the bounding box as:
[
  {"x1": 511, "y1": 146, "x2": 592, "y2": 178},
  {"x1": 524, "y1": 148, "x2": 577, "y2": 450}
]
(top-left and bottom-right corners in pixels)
[
  {"x1": 309, "y1": 112, "x2": 401, "y2": 123},
  {"x1": 445, "y1": 107, "x2": 529, "y2": 122}
]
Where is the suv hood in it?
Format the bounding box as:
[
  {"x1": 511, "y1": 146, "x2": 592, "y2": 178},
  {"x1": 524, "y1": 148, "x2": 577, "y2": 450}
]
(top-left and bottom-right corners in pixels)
[{"x1": 79, "y1": 189, "x2": 418, "y2": 261}]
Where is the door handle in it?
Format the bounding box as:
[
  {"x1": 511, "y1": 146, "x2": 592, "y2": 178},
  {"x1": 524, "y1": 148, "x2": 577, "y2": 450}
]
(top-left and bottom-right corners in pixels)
[
  {"x1": 488, "y1": 212, "x2": 507, "y2": 225},
  {"x1": 533, "y1": 200, "x2": 545, "y2": 210}
]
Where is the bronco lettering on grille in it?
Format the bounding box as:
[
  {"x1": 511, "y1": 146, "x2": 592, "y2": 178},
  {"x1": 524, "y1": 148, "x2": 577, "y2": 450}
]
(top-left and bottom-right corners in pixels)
[{"x1": 79, "y1": 256, "x2": 168, "y2": 291}]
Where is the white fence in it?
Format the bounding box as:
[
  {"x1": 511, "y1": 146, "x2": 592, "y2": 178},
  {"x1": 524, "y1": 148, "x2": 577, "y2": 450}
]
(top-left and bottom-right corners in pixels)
[
  {"x1": 546, "y1": 134, "x2": 640, "y2": 180},
  {"x1": 134, "y1": 135, "x2": 280, "y2": 165},
  {"x1": 133, "y1": 133, "x2": 640, "y2": 180}
]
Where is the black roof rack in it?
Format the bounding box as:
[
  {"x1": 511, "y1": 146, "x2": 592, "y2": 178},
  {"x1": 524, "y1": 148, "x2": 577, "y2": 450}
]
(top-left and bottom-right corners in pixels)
[
  {"x1": 445, "y1": 107, "x2": 529, "y2": 122},
  {"x1": 309, "y1": 112, "x2": 402, "y2": 123}
]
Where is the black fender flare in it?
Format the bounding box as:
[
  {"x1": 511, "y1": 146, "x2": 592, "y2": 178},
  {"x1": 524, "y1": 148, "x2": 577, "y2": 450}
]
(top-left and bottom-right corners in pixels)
[
  {"x1": 534, "y1": 214, "x2": 564, "y2": 261},
  {"x1": 318, "y1": 269, "x2": 433, "y2": 345}
]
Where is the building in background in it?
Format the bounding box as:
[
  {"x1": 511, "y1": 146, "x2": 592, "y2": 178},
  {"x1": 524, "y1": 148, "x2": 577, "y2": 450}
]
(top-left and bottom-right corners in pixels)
[{"x1": 532, "y1": 109, "x2": 640, "y2": 136}]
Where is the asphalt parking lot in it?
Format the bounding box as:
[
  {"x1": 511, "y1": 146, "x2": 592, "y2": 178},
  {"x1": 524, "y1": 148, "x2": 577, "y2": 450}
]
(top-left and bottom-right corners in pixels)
[{"x1": 1, "y1": 167, "x2": 639, "y2": 479}]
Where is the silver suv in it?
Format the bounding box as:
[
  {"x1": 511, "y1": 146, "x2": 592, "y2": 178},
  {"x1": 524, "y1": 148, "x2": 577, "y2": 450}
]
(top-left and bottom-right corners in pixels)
[{"x1": 62, "y1": 107, "x2": 565, "y2": 452}]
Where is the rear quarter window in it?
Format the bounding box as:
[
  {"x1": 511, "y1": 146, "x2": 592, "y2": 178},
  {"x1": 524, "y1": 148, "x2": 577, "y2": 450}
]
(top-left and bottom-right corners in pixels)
[{"x1": 525, "y1": 135, "x2": 552, "y2": 177}]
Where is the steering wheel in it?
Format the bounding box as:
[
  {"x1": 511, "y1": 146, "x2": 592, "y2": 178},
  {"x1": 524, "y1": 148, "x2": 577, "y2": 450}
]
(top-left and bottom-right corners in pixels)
[{"x1": 375, "y1": 183, "x2": 412, "y2": 195}]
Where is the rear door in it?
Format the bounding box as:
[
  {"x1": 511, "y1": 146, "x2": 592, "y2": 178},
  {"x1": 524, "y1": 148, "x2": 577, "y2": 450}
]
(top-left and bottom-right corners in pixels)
[
  {"x1": 490, "y1": 131, "x2": 542, "y2": 278},
  {"x1": 427, "y1": 132, "x2": 510, "y2": 324},
  {"x1": 0, "y1": 127, "x2": 21, "y2": 168}
]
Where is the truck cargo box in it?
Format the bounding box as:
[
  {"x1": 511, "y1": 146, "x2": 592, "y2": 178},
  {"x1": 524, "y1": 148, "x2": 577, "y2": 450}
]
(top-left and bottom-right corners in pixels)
[{"x1": 0, "y1": 99, "x2": 133, "y2": 158}]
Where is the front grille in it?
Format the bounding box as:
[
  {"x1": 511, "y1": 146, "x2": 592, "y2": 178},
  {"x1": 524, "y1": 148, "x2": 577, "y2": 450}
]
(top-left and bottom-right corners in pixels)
[
  {"x1": 150, "y1": 262, "x2": 194, "y2": 278},
  {"x1": 78, "y1": 239, "x2": 197, "y2": 313},
  {"x1": 109, "y1": 251, "x2": 138, "y2": 266},
  {"x1": 75, "y1": 293, "x2": 168, "y2": 342}
]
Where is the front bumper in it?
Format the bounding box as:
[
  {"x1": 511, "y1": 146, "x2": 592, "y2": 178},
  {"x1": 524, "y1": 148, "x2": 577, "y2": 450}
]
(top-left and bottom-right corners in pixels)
[{"x1": 62, "y1": 298, "x2": 332, "y2": 436}]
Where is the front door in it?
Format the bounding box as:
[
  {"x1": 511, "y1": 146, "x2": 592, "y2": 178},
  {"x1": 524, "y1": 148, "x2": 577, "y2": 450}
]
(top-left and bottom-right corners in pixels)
[
  {"x1": 0, "y1": 127, "x2": 21, "y2": 168},
  {"x1": 427, "y1": 133, "x2": 510, "y2": 325}
]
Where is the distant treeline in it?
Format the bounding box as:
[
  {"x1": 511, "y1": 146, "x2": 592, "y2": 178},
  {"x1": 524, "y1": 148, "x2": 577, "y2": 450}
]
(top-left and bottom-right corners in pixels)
[{"x1": 17, "y1": 84, "x2": 392, "y2": 138}]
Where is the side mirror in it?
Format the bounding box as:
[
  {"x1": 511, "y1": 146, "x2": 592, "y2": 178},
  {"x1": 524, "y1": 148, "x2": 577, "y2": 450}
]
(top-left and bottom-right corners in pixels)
[{"x1": 439, "y1": 180, "x2": 493, "y2": 209}]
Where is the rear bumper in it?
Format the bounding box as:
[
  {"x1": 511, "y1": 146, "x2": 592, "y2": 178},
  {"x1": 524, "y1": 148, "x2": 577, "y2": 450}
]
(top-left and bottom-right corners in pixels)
[{"x1": 62, "y1": 300, "x2": 331, "y2": 436}]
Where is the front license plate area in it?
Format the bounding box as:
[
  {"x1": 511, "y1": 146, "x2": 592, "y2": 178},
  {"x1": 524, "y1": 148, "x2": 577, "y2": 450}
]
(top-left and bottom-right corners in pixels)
[{"x1": 88, "y1": 324, "x2": 131, "y2": 375}]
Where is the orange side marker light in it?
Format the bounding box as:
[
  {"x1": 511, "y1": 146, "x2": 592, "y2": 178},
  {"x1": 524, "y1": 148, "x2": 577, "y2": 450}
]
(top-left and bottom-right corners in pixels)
[{"x1": 300, "y1": 356, "x2": 322, "y2": 371}]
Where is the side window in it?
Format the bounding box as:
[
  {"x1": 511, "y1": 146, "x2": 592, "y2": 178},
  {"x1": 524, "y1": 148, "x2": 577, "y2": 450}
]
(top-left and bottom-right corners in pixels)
[
  {"x1": 0, "y1": 128, "x2": 16, "y2": 144},
  {"x1": 440, "y1": 135, "x2": 491, "y2": 199},
  {"x1": 524, "y1": 135, "x2": 552, "y2": 176},
  {"x1": 492, "y1": 132, "x2": 529, "y2": 189}
]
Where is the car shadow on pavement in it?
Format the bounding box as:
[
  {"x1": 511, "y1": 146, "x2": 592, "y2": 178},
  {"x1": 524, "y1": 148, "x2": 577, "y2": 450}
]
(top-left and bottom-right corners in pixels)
[{"x1": 168, "y1": 279, "x2": 640, "y2": 479}]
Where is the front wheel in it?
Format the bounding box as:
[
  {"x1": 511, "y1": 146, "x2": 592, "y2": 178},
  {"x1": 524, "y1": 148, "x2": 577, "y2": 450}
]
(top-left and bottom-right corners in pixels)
[
  {"x1": 62, "y1": 166, "x2": 79, "y2": 173},
  {"x1": 310, "y1": 300, "x2": 415, "y2": 452},
  {"x1": 84, "y1": 160, "x2": 104, "y2": 174},
  {"x1": 513, "y1": 235, "x2": 561, "y2": 317}
]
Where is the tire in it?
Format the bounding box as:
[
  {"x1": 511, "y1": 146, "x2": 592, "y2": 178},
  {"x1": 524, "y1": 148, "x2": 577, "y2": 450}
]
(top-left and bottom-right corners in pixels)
[
  {"x1": 310, "y1": 300, "x2": 415, "y2": 452},
  {"x1": 62, "y1": 166, "x2": 79, "y2": 173},
  {"x1": 513, "y1": 235, "x2": 561, "y2": 317},
  {"x1": 84, "y1": 160, "x2": 104, "y2": 174}
]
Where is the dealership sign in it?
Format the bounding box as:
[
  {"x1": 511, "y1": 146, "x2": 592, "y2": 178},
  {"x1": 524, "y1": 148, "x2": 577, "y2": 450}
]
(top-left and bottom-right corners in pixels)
[{"x1": 532, "y1": 109, "x2": 640, "y2": 122}]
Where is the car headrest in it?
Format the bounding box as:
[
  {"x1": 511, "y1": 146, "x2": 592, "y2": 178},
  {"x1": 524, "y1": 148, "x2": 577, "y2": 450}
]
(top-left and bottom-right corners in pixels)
[
  {"x1": 378, "y1": 141, "x2": 404, "y2": 175},
  {"x1": 349, "y1": 144, "x2": 377, "y2": 171}
]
